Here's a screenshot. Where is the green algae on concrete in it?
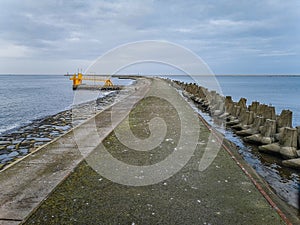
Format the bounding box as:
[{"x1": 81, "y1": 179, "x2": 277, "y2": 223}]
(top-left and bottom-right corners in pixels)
[{"x1": 24, "y1": 79, "x2": 286, "y2": 225}]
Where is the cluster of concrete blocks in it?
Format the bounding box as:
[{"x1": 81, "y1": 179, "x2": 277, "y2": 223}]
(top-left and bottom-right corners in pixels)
[{"x1": 173, "y1": 81, "x2": 300, "y2": 170}]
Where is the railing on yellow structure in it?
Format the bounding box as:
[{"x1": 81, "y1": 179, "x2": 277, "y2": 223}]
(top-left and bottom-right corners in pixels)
[{"x1": 69, "y1": 73, "x2": 113, "y2": 89}]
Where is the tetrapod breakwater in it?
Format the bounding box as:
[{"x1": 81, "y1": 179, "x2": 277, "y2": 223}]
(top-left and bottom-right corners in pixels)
[{"x1": 173, "y1": 80, "x2": 300, "y2": 170}]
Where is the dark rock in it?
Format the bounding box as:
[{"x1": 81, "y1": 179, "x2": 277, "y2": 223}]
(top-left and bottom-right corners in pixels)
[
  {"x1": 53, "y1": 125, "x2": 71, "y2": 131},
  {"x1": 0, "y1": 141, "x2": 11, "y2": 145},
  {"x1": 34, "y1": 142, "x2": 45, "y2": 147},
  {"x1": 12, "y1": 140, "x2": 22, "y2": 145},
  {"x1": 34, "y1": 137, "x2": 52, "y2": 142},
  {"x1": 0, "y1": 154, "x2": 8, "y2": 161},
  {"x1": 6, "y1": 145, "x2": 16, "y2": 150},
  {"x1": 8, "y1": 151, "x2": 19, "y2": 158},
  {"x1": 1, "y1": 157, "x2": 12, "y2": 163},
  {"x1": 19, "y1": 149, "x2": 29, "y2": 155}
]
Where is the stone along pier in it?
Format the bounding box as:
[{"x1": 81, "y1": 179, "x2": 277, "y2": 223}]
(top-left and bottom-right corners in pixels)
[
  {"x1": 0, "y1": 78, "x2": 297, "y2": 224},
  {"x1": 174, "y1": 80, "x2": 300, "y2": 170}
]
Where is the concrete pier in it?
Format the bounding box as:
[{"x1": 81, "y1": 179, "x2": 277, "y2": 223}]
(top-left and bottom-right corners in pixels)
[{"x1": 0, "y1": 78, "x2": 298, "y2": 224}]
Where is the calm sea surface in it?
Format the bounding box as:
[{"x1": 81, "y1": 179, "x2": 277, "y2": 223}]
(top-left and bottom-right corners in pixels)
[{"x1": 0, "y1": 75, "x2": 73, "y2": 134}]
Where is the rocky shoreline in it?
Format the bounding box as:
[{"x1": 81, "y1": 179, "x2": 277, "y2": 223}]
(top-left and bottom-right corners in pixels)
[
  {"x1": 0, "y1": 91, "x2": 120, "y2": 170},
  {"x1": 171, "y1": 80, "x2": 300, "y2": 170}
]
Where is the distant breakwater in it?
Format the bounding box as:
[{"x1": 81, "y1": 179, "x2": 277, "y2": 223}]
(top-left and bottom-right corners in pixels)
[{"x1": 172, "y1": 80, "x2": 300, "y2": 170}]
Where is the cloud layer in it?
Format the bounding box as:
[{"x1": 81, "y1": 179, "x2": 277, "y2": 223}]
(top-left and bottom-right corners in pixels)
[{"x1": 0, "y1": 0, "x2": 299, "y2": 74}]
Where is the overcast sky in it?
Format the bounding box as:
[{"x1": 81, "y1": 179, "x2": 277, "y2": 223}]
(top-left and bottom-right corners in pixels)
[{"x1": 0, "y1": 0, "x2": 299, "y2": 75}]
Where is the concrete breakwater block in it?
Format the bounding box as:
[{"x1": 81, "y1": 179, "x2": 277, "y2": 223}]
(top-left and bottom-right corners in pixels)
[
  {"x1": 244, "y1": 134, "x2": 273, "y2": 145},
  {"x1": 244, "y1": 119, "x2": 276, "y2": 145},
  {"x1": 277, "y1": 110, "x2": 293, "y2": 132},
  {"x1": 231, "y1": 110, "x2": 254, "y2": 131},
  {"x1": 282, "y1": 158, "x2": 300, "y2": 169},
  {"x1": 280, "y1": 147, "x2": 298, "y2": 159},
  {"x1": 259, "y1": 143, "x2": 297, "y2": 159},
  {"x1": 237, "y1": 97, "x2": 247, "y2": 109},
  {"x1": 256, "y1": 104, "x2": 276, "y2": 120},
  {"x1": 174, "y1": 81, "x2": 300, "y2": 169},
  {"x1": 248, "y1": 101, "x2": 259, "y2": 113},
  {"x1": 297, "y1": 126, "x2": 300, "y2": 148},
  {"x1": 260, "y1": 119, "x2": 276, "y2": 138},
  {"x1": 236, "y1": 116, "x2": 264, "y2": 136},
  {"x1": 279, "y1": 127, "x2": 298, "y2": 148},
  {"x1": 232, "y1": 105, "x2": 241, "y2": 118},
  {"x1": 259, "y1": 143, "x2": 281, "y2": 154},
  {"x1": 223, "y1": 96, "x2": 234, "y2": 115}
]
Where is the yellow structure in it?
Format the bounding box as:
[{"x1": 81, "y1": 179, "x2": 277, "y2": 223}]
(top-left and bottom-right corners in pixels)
[{"x1": 69, "y1": 72, "x2": 113, "y2": 89}]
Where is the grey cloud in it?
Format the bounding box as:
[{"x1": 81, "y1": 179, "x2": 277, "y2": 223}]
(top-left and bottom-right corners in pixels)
[{"x1": 0, "y1": 0, "x2": 299, "y2": 74}]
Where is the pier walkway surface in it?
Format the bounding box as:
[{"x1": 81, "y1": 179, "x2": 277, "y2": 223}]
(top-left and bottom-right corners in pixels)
[{"x1": 0, "y1": 78, "x2": 296, "y2": 224}]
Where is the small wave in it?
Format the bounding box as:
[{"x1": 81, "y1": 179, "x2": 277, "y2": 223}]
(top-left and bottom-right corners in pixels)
[{"x1": 0, "y1": 120, "x2": 31, "y2": 135}]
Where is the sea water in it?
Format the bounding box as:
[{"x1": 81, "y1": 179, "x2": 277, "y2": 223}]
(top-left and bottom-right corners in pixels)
[
  {"x1": 0, "y1": 75, "x2": 73, "y2": 134},
  {"x1": 0, "y1": 75, "x2": 132, "y2": 134}
]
